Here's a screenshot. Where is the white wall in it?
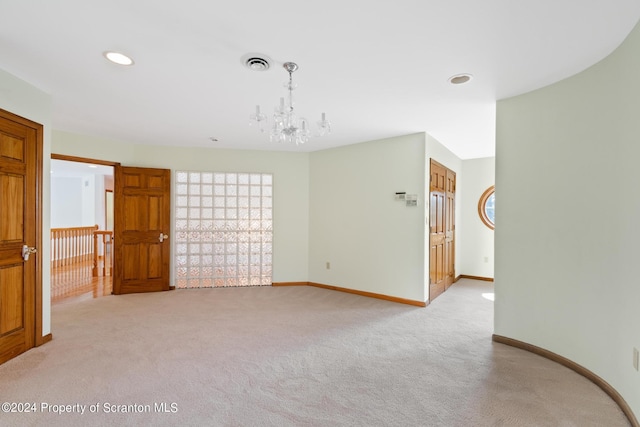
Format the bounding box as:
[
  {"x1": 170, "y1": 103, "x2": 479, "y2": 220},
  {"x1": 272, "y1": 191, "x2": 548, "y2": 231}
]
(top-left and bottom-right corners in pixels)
[
  {"x1": 495, "y1": 21, "x2": 640, "y2": 419},
  {"x1": 51, "y1": 174, "x2": 108, "y2": 228},
  {"x1": 0, "y1": 68, "x2": 53, "y2": 337},
  {"x1": 53, "y1": 132, "x2": 310, "y2": 283},
  {"x1": 50, "y1": 176, "x2": 83, "y2": 227},
  {"x1": 80, "y1": 175, "x2": 95, "y2": 226},
  {"x1": 94, "y1": 175, "x2": 106, "y2": 230},
  {"x1": 309, "y1": 133, "x2": 427, "y2": 302},
  {"x1": 459, "y1": 157, "x2": 495, "y2": 278}
]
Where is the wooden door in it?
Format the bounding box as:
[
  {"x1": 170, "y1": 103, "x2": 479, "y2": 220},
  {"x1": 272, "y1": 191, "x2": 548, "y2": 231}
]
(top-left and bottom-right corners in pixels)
[
  {"x1": 113, "y1": 166, "x2": 171, "y2": 294},
  {"x1": 429, "y1": 159, "x2": 455, "y2": 302},
  {"x1": 0, "y1": 110, "x2": 42, "y2": 364},
  {"x1": 429, "y1": 161, "x2": 446, "y2": 301},
  {"x1": 444, "y1": 168, "x2": 456, "y2": 289}
]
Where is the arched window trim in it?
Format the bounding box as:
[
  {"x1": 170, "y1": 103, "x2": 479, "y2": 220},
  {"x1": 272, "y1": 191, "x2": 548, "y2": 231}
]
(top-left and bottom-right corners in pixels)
[{"x1": 478, "y1": 185, "x2": 495, "y2": 230}]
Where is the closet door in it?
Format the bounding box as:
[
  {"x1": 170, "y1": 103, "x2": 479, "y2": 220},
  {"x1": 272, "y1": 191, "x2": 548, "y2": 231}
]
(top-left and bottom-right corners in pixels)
[
  {"x1": 429, "y1": 159, "x2": 455, "y2": 302},
  {"x1": 444, "y1": 168, "x2": 456, "y2": 290}
]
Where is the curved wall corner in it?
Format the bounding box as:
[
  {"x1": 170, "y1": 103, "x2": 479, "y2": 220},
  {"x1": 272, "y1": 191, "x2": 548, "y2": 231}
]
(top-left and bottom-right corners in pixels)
[{"x1": 495, "y1": 19, "x2": 640, "y2": 422}]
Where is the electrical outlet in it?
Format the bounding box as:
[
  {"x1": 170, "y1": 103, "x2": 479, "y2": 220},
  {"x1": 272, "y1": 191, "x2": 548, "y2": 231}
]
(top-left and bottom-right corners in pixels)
[
  {"x1": 484, "y1": 257, "x2": 489, "y2": 263},
  {"x1": 634, "y1": 348, "x2": 639, "y2": 371},
  {"x1": 326, "y1": 262, "x2": 330, "y2": 270}
]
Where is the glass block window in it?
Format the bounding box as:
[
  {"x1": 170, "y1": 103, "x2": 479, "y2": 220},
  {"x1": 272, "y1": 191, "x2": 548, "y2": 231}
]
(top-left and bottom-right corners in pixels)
[{"x1": 175, "y1": 171, "x2": 273, "y2": 288}]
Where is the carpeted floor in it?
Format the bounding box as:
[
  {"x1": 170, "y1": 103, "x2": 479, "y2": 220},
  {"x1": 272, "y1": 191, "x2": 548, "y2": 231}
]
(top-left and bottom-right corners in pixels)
[{"x1": 0, "y1": 279, "x2": 629, "y2": 426}]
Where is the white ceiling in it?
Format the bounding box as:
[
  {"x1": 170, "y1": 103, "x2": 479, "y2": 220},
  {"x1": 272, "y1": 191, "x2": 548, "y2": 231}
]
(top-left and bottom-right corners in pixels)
[{"x1": 1, "y1": 1, "x2": 639, "y2": 159}]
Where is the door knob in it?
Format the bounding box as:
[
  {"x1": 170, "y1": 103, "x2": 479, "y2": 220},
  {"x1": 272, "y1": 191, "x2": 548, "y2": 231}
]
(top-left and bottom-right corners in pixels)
[
  {"x1": 159, "y1": 233, "x2": 169, "y2": 243},
  {"x1": 22, "y1": 245, "x2": 37, "y2": 261}
]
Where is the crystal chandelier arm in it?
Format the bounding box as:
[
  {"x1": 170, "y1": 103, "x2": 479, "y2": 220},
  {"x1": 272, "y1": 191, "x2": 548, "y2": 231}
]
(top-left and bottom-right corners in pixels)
[
  {"x1": 317, "y1": 112, "x2": 331, "y2": 136},
  {"x1": 249, "y1": 104, "x2": 267, "y2": 133}
]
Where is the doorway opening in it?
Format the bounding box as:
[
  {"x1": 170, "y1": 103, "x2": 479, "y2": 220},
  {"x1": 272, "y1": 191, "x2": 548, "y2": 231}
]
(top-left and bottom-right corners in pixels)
[{"x1": 50, "y1": 155, "x2": 115, "y2": 302}]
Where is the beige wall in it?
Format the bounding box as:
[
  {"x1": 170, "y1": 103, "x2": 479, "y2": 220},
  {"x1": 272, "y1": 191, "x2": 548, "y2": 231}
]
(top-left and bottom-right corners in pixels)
[{"x1": 496, "y1": 20, "x2": 640, "y2": 418}]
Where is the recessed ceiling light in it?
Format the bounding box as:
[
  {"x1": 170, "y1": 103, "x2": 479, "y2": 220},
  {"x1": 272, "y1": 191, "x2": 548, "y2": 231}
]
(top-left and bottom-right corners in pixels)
[
  {"x1": 449, "y1": 73, "x2": 473, "y2": 85},
  {"x1": 103, "y1": 51, "x2": 134, "y2": 66}
]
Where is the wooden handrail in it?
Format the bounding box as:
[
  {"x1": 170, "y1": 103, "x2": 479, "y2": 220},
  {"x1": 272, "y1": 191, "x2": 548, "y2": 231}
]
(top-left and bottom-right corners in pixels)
[
  {"x1": 51, "y1": 225, "x2": 98, "y2": 268},
  {"x1": 50, "y1": 226, "x2": 113, "y2": 277},
  {"x1": 93, "y1": 231, "x2": 113, "y2": 277}
]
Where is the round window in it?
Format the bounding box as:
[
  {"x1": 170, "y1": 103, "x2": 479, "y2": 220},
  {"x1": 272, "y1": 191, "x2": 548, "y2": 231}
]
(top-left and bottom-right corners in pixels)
[{"x1": 478, "y1": 186, "x2": 495, "y2": 230}]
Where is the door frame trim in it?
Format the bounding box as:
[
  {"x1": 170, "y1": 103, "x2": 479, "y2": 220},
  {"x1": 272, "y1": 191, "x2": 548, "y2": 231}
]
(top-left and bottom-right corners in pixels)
[
  {"x1": 51, "y1": 153, "x2": 120, "y2": 168},
  {"x1": 50, "y1": 153, "x2": 120, "y2": 287}
]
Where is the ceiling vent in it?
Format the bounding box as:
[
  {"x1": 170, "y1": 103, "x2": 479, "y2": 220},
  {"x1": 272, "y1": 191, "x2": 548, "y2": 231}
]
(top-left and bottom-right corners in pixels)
[{"x1": 244, "y1": 56, "x2": 271, "y2": 71}]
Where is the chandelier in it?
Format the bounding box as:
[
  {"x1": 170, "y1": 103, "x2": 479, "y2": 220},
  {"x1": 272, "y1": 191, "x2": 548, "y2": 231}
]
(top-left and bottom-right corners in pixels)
[{"x1": 250, "y1": 62, "x2": 331, "y2": 145}]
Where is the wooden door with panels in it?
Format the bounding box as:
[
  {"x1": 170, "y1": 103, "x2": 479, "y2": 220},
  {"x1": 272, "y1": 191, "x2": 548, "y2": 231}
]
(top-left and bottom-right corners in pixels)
[
  {"x1": 113, "y1": 166, "x2": 171, "y2": 294},
  {"x1": 444, "y1": 167, "x2": 456, "y2": 288},
  {"x1": 0, "y1": 109, "x2": 43, "y2": 365},
  {"x1": 429, "y1": 159, "x2": 456, "y2": 302}
]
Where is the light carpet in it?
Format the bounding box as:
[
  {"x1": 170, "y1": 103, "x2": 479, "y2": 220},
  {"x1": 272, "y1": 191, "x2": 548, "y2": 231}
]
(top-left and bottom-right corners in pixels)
[{"x1": 0, "y1": 279, "x2": 629, "y2": 426}]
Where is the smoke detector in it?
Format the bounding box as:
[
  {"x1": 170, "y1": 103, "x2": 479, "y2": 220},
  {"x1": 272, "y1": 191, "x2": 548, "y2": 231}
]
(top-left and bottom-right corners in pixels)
[{"x1": 242, "y1": 54, "x2": 271, "y2": 71}]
